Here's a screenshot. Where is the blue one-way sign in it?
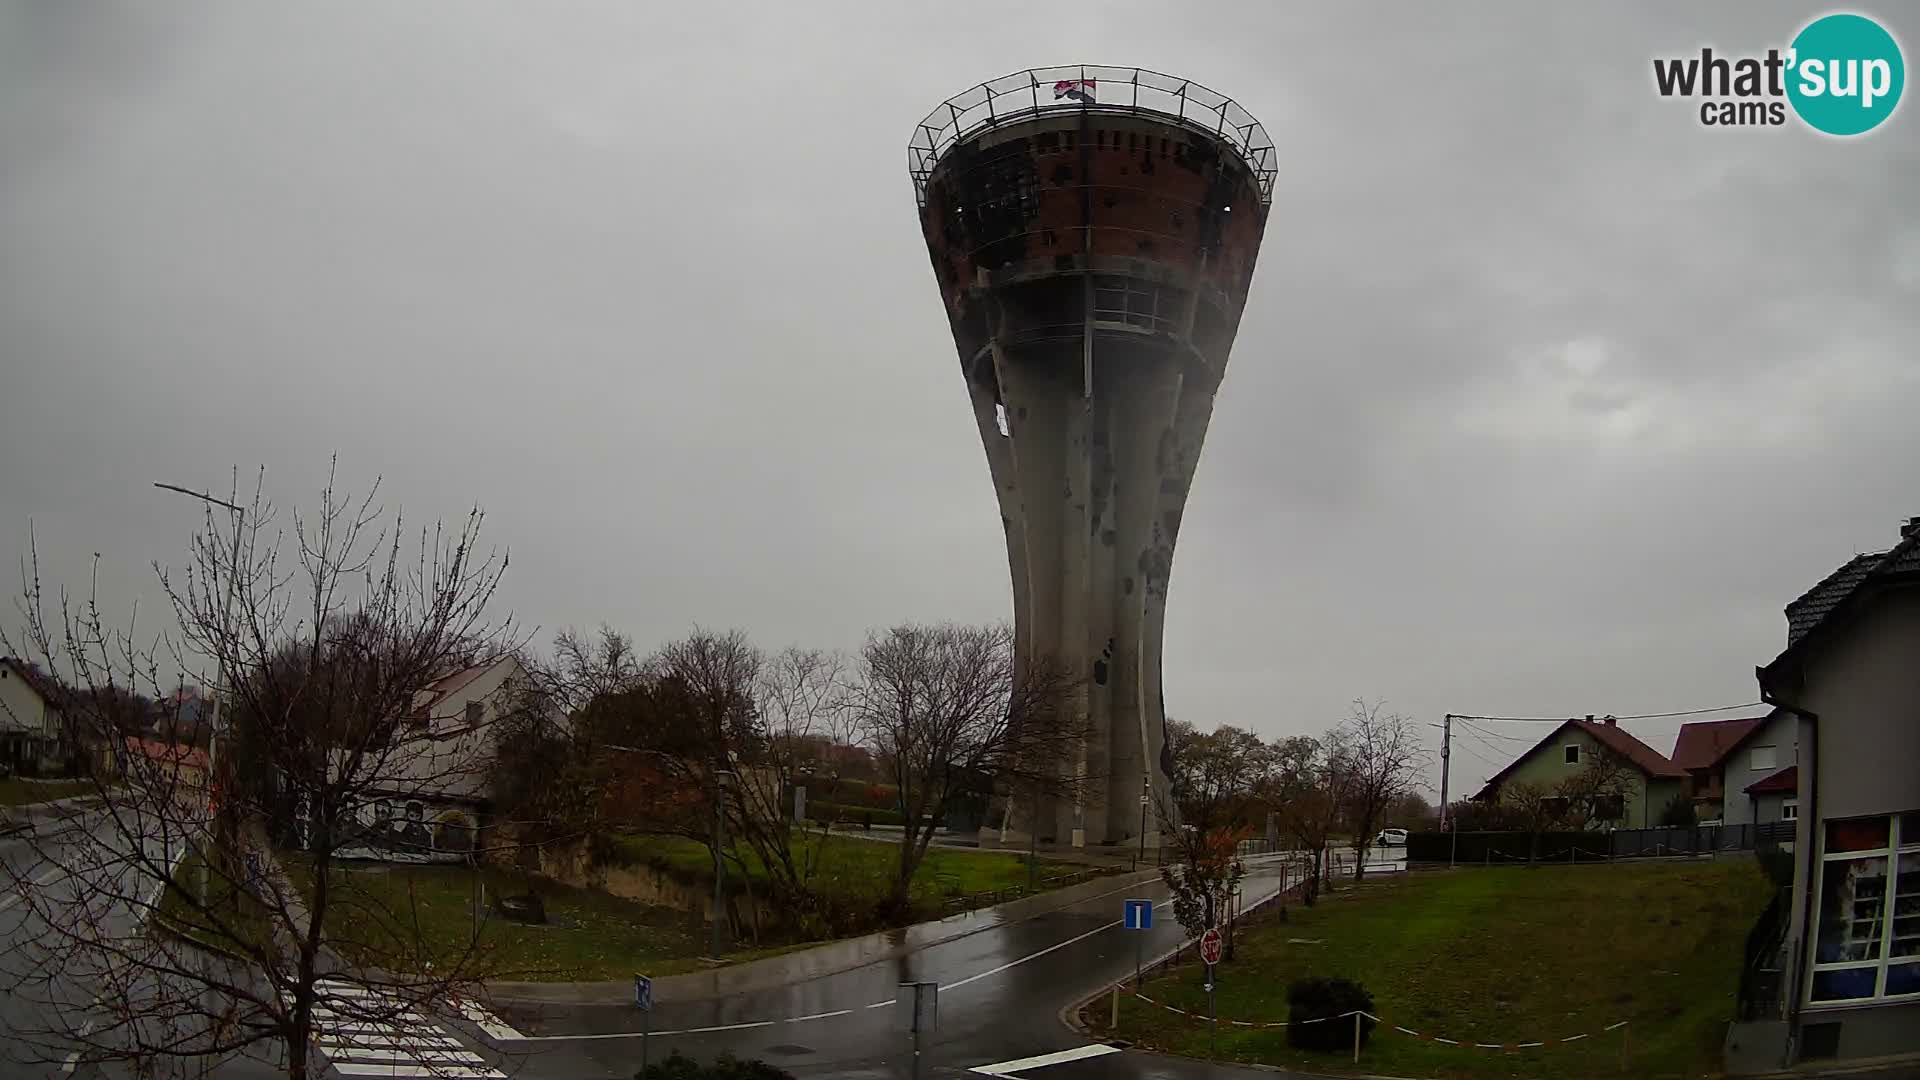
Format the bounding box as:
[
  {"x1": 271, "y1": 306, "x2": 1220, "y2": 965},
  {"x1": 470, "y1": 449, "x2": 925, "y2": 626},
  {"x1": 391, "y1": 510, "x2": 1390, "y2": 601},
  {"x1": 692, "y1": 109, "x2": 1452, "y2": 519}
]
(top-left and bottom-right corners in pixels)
[{"x1": 1123, "y1": 898, "x2": 1154, "y2": 930}]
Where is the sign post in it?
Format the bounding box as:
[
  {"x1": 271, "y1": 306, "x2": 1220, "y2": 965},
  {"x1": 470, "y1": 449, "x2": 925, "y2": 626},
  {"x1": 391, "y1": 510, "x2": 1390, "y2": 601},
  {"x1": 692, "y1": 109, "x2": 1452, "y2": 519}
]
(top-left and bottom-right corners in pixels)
[
  {"x1": 896, "y1": 981, "x2": 937, "y2": 1080},
  {"x1": 1199, "y1": 926, "x2": 1224, "y2": 1060},
  {"x1": 1122, "y1": 898, "x2": 1153, "y2": 986},
  {"x1": 634, "y1": 974, "x2": 653, "y2": 1073}
]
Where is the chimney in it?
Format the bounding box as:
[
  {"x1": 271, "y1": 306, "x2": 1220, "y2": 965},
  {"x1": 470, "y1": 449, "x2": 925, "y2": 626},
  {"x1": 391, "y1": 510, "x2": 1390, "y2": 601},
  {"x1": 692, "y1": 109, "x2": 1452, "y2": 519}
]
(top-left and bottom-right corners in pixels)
[{"x1": 1902, "y1": 516, "x2": 1920, "y2": 540}]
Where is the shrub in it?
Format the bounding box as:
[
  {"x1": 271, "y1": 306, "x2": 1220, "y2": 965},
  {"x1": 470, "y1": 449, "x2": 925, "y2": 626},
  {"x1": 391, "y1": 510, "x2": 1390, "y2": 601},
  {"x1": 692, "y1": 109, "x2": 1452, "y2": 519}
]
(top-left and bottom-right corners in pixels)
[
  {"x1": 636, "y1": 1052, "x2": 794, "y2": 1080},
  {"x1": 1285, "y1": 976, "x2": 1375, "y2": 1052},
  {"x1": 804, "y1": 800, "x2": 905, "y2": 828}
]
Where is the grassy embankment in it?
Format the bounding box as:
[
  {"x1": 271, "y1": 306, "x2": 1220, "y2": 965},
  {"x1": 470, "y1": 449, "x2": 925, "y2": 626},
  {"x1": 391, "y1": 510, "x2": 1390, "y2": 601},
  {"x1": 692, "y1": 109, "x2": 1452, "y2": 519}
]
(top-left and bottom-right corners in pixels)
[
  {"x1": 281, "y1": 832, "x2": 1081, "y2": 982},
  {"x1": 1091, "y1": 859, "x2": 1772, "y2": 1080},
  {"x1": 0, "y1": 778, "x2": 96, "y2": 807}
]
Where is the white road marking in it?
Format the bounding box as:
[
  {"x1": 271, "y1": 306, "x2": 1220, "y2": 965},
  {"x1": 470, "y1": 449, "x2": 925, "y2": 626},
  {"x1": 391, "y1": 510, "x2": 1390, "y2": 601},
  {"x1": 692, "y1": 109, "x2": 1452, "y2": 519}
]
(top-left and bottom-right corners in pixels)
[
  {"x1": 453, "y1": 997, "x2": 524, "y2": 1041},
  {"x1": 503, "y1": 867, "x2": 1304, "y2": 1044},
  {"x1": 334, "y1": 1060, "x2": 506, "y2": 1068},
  {"x1": 969, "y1": 1043, "x2": 1123, "y2": 1076},
  {"x1": 505, "y1": 1018, "x2": 780, "y2": 1042},
  {"x1": 0, "y1": 864, "x2": 68, "y2": 913},
  {"x1": 313, "y1": 979, "x2": 498, "y2": 1078}
]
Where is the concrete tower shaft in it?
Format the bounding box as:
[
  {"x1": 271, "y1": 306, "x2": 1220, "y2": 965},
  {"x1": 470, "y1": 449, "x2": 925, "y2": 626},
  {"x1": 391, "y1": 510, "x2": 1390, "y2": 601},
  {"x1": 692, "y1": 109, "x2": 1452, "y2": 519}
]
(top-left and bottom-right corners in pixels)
[{"x1": 909, "y1": 67, "x2": 1272, "y2": 848}]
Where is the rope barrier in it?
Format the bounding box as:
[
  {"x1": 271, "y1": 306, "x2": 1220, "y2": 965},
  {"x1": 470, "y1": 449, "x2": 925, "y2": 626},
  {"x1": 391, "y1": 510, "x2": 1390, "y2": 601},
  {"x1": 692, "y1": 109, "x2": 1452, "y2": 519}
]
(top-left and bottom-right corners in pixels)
[{"x1": 1119, "y1": 988, "x2": 1631, "y2": 1049}]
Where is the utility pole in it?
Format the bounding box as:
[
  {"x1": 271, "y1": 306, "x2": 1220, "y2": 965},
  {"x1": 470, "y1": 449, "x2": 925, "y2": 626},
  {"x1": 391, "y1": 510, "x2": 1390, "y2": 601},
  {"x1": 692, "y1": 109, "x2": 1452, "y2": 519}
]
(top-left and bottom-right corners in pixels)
[{"x1": 1437, "y1": 714, "x2": 1453, "y2": 833}]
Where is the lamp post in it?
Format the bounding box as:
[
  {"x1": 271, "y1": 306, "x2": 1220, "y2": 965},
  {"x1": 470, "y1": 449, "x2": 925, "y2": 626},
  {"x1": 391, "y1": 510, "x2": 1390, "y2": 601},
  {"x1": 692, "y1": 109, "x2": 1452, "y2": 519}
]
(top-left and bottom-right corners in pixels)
[
  {"x1": 712, "y1": 768, "x2": 737, "y2": 959},
  {"x1": 600, "y1": 743, "x2": 737, "y2": 957},
  {"x1": 1138, "y1": 774, "x2": 1150, "y2": 868},
  {"x1": 155, "y1": 481, "x2": 244, "y2": 903},
  {"x1": 154, "y1": 483, "x2": 243, "y2": 796}
]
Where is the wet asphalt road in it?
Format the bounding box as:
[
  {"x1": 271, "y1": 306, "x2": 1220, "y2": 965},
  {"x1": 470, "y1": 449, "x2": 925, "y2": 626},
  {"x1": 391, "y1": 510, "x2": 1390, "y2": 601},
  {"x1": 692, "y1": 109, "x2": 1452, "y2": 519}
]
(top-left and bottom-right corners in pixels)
[{"x1": 485, "y1": 855, "x2": 1313, "y2": 1079}]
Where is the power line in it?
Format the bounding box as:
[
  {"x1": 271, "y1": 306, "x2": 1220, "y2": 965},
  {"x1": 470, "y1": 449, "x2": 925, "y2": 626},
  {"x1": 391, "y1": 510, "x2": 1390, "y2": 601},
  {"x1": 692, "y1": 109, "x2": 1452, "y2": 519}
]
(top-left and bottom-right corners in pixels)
[
  {"x1": 1453, "y1": 720, "x2": 1538, "y2": 745},
  {"x1": 1447, "y1": 701, "x2": 1763, "y2": 723}
]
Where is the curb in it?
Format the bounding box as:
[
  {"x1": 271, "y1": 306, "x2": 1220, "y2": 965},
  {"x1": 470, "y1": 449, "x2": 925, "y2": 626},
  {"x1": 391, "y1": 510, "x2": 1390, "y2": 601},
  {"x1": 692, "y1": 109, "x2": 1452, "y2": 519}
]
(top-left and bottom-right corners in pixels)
[
  {"x1": 1061, "y1": 859, "x2": 1307, "y2": 1038},
  {"x1": 489, "y1": 865, "x2": 1163, "y2": 1007}
]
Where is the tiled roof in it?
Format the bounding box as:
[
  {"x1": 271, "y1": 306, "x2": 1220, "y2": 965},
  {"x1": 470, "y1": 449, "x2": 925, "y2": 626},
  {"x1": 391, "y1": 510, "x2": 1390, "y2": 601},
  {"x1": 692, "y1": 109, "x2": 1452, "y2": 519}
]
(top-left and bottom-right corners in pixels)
[
  {"x1": 1669, "y1": 717, "x2": 1768, "y2": 771},
  {"x1": 1574, "y1": 720, "x2": 1686, "y2": 779},
  {"x1": 1744, "y1": 765, "x2": 1797, "y2": 795},
  {"x1": 1474, "y1": 718, "x2": 1684, "y2": 799},
  {"x1": 1764, "y1": 524, "x2": 1920, "y2": 688},
  {"x1": 123, "y1": 736, "x2": 209, "y2": 771},
  {"x1": 1785, "y1": 553, "x2": 1884, "y2": 644}
]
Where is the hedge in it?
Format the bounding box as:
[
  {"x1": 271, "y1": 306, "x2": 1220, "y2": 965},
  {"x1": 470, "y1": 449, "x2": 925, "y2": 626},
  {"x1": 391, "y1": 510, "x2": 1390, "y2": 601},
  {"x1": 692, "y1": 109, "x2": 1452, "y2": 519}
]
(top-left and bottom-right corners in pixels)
[
  {"x1": 804, "y1": 800, "x2": 906, "y2": 828},
  {"x1": 1405, "y1": 830, "x2": 1610, "y2": 863}
]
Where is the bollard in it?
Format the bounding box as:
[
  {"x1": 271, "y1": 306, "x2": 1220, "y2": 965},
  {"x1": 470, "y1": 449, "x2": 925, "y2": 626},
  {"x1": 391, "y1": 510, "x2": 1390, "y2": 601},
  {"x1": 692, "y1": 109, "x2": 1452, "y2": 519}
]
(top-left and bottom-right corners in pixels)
[
  {"x1": 1352, "y1": 1011, "x2": 1362, "y2": 1063},
  {"x1": 1111, "y1": 984, "x2": 1120, "y2": 1030}
]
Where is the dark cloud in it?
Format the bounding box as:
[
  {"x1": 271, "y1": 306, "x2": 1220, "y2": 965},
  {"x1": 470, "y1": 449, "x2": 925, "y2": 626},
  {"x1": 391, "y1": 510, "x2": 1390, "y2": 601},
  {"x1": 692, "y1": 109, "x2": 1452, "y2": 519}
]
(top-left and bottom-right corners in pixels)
[{"x1": 3, "y1": 2, "x2": 1915, "y2": 796}]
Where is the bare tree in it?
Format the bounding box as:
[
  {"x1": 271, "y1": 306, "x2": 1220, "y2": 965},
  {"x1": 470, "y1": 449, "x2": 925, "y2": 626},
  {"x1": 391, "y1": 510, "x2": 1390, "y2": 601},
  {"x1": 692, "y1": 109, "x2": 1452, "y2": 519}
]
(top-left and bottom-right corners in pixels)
[
  {"x1": 729, "y1": 646, "x2": 849, "y2": 917},
  {"x1": 849, "y1": 622, "x2": 1085, "y2": 917},
  {"x1": 1274, "y1": 733, "x2": 1357, "y2": 904},
  {"x1": 1163, "y1": 722, "x2": 1270, "y2": 838},
  {"x1": 1554, "y1": 746, "x2": 1634, "y2": 830},
  {"x1": 1502, "y1": 780, "x2": 1572, "y2": 862},
  {"x1": 0, "y1": 465, "x2": 523, "y2": 1079},
  {"x1": 1338, "y1": 699, "x2": 1421, "y2": 880}
]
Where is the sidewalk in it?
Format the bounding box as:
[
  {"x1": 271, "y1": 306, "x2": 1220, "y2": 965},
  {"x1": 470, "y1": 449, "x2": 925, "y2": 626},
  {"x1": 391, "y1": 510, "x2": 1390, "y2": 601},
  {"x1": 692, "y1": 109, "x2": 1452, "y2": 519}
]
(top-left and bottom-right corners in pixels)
[
  {"x1": 487, "y1": 864, "x2": 1166, "y2": 1006},
  {"x1": 0, "y1": 792, "x2": 105, "y2": 835}
]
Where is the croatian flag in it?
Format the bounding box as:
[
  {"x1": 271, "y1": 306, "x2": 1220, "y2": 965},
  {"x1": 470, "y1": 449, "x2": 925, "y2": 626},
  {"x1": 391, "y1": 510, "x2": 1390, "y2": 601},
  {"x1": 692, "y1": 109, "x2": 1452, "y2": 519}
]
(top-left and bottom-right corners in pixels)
[{"x1": 1053, "y1": 78, "x2": 1097, "y2": 104}]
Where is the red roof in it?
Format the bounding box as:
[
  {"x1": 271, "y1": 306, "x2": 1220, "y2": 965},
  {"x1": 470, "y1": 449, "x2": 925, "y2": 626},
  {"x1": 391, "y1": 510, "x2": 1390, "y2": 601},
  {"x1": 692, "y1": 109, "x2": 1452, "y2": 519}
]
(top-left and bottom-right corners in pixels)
[
  {"x1": 1669, "y1": 717, "x2": 1768, "y2": 771},
  {"x1": 123, "y1": 736, "x2": 209, "y2": 771},
  {"x1": 1745, "y1": 765, "x2": 1798, "y2": 795},
  {"x1": 1474, "y1": 718, "x2": 1684, "y2": 799}
]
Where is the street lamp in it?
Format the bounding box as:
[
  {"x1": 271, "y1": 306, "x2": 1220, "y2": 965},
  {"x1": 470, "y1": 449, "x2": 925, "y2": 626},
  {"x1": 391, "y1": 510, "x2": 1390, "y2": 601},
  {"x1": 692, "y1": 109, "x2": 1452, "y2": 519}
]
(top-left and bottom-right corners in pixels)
[
  {"x1": 603, "y1": 744, "x2": 737, "y2": 959},
  {"x1": 153, "y1": 482, "x2": 244, "y2": 814},
  {"x1": 711, "y1": 768, "x2": 738, "y2": 959}
]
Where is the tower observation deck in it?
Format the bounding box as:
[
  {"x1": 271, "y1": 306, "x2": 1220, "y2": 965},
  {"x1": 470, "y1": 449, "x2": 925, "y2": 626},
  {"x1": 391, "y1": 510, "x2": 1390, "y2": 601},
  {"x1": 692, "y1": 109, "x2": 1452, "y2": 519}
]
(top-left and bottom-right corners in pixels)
[{"x1": 908, "y1": 66, "x2": 1273, "y2": 848}]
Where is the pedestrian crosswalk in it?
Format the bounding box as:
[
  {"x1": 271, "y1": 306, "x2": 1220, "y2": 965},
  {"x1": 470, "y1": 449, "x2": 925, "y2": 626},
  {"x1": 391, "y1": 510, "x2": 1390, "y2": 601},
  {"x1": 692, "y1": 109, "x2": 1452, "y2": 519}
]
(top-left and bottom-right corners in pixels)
[{"x1": 312, "y1": 979, "x2": 504, "y2": 1079}]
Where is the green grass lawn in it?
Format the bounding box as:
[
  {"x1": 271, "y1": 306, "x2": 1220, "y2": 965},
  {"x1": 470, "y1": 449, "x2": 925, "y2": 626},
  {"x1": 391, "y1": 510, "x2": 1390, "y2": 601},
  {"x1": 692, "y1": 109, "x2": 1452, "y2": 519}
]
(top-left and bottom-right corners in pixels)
[
  {"x1": 283, "y1": 858, "x2": 798, "y2": 982},
  {"x1": 1094, "y1": 860, "x2": 1773, "y2": 1080},
  {"x1": 280, "y1": 833, "x2": 1089, "y2": 983},
  {"x1": 153, "y1": 852, "x2": 278, "y2": 961},
  {"x1": 0, "y1": 777, "x2": 96, "y2": 807},
  {"x1": 610, "y1": 829, "x2": 1084, "y2": 915}
]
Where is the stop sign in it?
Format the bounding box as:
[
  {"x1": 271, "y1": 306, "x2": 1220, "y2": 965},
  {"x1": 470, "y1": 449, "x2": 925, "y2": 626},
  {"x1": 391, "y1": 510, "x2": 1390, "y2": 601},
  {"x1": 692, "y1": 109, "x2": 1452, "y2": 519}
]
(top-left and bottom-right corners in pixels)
[{"x1": 1199, "y1": 927, "x2": 1223, "y2": 966}]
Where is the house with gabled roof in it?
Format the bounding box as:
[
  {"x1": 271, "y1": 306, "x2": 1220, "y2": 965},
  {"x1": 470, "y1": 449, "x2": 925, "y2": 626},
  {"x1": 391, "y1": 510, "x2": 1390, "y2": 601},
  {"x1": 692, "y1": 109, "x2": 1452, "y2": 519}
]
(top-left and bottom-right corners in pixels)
[
  {"x1": 1727, "y1": 515, "x2": 1920, "y2": 1071},
  {"x1": 1472, "y1": 716, "x2": 1688, "y2": 829},
  {"x1": 1671, "y1": 710, "x2": 1798, "y2": 827},
  {"x1": 335, "y1": 654, "x2": 537, "y2": 861},
  {"x1": 0, "y1": 657, "x2": 67, "y2": 775}
]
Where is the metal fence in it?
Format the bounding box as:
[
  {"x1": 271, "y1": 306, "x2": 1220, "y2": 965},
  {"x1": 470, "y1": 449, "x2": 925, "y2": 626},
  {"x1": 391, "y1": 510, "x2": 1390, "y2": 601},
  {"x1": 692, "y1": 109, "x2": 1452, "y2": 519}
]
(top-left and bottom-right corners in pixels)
[{"x1": 1408, "y1": 822, "x2": 1795, "y2": 864}]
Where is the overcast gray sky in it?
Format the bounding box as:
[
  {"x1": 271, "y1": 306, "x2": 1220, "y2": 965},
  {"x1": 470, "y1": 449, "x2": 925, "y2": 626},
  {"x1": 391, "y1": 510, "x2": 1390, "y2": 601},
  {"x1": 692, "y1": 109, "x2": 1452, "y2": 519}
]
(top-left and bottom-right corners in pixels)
[{"x1": 4, "y1": 2, "x2": 1916, "y2": 798}]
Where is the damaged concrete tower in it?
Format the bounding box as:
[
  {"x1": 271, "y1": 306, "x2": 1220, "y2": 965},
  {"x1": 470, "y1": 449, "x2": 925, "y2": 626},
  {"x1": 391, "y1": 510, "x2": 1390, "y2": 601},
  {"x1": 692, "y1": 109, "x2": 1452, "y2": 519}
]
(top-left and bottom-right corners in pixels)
[{"x1": 908, "y1": 67, "x2": 1272, "y2": 848}]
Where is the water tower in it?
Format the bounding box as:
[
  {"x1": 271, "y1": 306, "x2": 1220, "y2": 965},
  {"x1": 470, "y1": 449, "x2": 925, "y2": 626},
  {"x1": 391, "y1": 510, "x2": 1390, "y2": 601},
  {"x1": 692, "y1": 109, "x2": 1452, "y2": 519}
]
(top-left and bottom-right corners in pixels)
[{"x1": 908, "y1": 66, "x2": 1273, "y2": 848}]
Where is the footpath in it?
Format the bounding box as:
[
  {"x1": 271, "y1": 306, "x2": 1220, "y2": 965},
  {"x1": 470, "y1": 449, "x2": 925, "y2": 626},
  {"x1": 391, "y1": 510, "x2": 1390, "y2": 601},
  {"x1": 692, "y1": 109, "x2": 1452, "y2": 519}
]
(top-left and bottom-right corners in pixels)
[
  {"x1": 488, "y1": 864, "x2": 1167, "y2": 1006},
  {"x1": 0, "y1": 792, "x2": 106, "y2": 836}
]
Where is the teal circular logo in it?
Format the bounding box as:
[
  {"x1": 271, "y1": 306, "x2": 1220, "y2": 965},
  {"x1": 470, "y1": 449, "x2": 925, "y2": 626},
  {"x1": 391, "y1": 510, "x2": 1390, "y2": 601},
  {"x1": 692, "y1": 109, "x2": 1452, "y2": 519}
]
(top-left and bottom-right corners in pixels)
[{"x1": 1787, "y1": 13, "x2": 1905, "y2": 135}]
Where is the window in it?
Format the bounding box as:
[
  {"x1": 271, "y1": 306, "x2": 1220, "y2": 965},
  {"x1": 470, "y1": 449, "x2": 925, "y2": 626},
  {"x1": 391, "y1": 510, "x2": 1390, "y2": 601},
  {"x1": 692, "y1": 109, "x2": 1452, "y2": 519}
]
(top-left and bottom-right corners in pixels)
[
  {"x1": 1807, "y1": 812, "x2": 1920, "y2": 1003},
  {"x1": 1563, "y1": 744, "x2": 1580, "y2": 765},
  {"x1": 1593, "y1": 794, "x2": 1625, "y2": 821},
  {"x1": 1750, "y1": 744, "x2": 1778, "y2": 771},
  {"x1": 465, "y1": 700, "x2": 484, "y2": 729},
  {"x1": 1784, "y1": 800, "x2": 1799, "y2": 821}
]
